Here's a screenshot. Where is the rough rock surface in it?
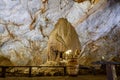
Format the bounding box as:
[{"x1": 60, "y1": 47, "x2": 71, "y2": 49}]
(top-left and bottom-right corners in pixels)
[
  {"x1": 47, "y1": 18, "x2": 81, "y2": 61},
  {"x1": 0, "y1": 0, "x2": 120, "y2": 66}
]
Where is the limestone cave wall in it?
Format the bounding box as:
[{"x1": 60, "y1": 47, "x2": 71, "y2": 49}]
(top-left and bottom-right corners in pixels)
[{"x1": 0, "y1": 0, "x2": 120, "y2": 66}]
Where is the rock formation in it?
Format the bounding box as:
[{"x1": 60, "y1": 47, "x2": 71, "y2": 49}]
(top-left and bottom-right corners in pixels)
[
  {"x1": 47, "y1": 18, "x2": 81, "y2": 61},
  {"x1": 0, "y1": 0, "x2": 120, "y2": 66}
]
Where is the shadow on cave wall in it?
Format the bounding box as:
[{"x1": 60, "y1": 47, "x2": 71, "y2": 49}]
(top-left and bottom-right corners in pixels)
[
  {"x1": 0, "y1": 56, "x2": 13, "y2": 66},
  {"x1": 108, "y1": 0, "x2": 120, "y2": 6}
]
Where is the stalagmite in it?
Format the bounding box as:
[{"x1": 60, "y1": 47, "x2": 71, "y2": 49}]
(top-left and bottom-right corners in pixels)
[{"x1": 47, "y1": 18, "x2": 81, "y2": 61}]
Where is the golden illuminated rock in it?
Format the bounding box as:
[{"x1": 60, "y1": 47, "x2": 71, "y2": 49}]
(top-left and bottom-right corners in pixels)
[
  {"x1": 91, "y1": 0, "x2": 100, "y2": 4},
  {"x1": 47, "y1": 18, "x2": 81, "y2": 61}
]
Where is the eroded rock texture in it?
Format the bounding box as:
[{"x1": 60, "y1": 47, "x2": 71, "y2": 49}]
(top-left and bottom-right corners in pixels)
[
  {"x1": 47, "y1": 18, "x2": 81, "y2": 61},
  {"x1": 0, "y1": 0, "x2": 120, "y2": 66},
  {"x1": 77, "y1": 1, "x2": 120, "y2": 65}
]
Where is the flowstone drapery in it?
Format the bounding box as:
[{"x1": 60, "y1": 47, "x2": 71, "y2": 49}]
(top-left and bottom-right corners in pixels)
[{"x1": 47, "y1": 18, "x2": 81, "y2": 61}]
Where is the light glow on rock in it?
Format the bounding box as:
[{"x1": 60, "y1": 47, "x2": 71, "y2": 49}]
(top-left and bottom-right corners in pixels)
[{"x1": 65, "y1": 50, "x2": 72, "y2": 55}]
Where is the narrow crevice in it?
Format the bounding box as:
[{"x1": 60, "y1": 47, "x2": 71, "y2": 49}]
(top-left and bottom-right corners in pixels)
[
  {"x1": 5, "y1": 25, "x2": 15, "y2": 39},
  {"x1": 39, "y1": 25, "x2": 46, "y2": 38}
]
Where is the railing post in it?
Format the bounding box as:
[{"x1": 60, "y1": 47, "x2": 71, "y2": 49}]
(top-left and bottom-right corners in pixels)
[
  {"x1": 106, "y1": 64, "x2": 117, "y2": 80},
  {"x1": 91, "y1": 67, "x2": 96, "y2": 75},
  {"x1": 64, "y1": 66, "x2": 67, "y2": 76},
  {"x1": 1, "y1": 66, "x2": 7, "y2": 78},
  {"x1": 29, "y1": 66, "x2": 32, "y2": 77}
]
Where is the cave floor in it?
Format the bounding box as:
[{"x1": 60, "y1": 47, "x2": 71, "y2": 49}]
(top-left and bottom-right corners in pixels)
[{"x1": 0, "y1": 75, "x2": 108, "y2": 80}]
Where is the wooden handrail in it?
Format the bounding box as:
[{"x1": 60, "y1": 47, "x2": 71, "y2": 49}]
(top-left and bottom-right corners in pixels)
[
  {"x1": 92, "y1": 61, "x2": 120, "y2": 80},
  {"x1": 0, "y1": 65, "x2": 105, "y2": 78},
  {"x1": 0, "y1": 66, "x2": 67, "y2": 78}
]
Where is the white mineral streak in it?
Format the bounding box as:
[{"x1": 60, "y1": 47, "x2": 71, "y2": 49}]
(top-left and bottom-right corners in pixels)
[{"x1": 0, "y1": 0, "x2": 120, "y2": 65}]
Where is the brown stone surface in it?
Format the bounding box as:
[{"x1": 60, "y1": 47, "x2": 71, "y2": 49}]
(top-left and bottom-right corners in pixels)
[
  {"x1": 0, "y1": 56, "x2": 13, "y2": 66},
  {"x1": 74, "y1": 0, "x2": 85, "y2": 3}
]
